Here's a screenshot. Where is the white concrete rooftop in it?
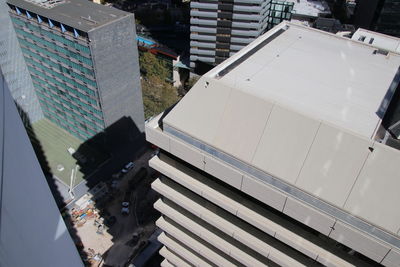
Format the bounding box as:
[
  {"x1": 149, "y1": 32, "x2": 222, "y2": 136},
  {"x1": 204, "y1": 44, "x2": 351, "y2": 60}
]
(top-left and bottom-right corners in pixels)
[{"x1": 212, "y1": 23, "x2": 400, "y2": 139}]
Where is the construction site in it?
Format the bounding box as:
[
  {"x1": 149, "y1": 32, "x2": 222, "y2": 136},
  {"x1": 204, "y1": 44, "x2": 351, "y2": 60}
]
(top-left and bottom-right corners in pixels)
[{"x1": 61, "y1": 149, "x2": 161, "y2": 266}]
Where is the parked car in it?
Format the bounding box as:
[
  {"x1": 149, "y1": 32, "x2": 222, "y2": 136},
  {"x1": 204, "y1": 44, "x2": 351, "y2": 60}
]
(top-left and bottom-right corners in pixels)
[
  {"x1": 121, "y1": 161, "x2": 134, "y2": 173},
  {"x1": 121, "y1": 191, "x2": 131, "y2": 207},
  {"x1": 121, "y1": 193, "x2": 130, "y2": 215},
  {"x1": 121, "y1": 206, "x2": 129, "y2": 215}
]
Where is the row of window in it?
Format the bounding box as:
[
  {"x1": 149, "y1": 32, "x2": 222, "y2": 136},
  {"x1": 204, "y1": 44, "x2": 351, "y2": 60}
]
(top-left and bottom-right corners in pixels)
[
  {"x1": 11, "y1": 17, "x2": 90, "y2": 54},
  {"x1": 23, "y1": 48, "x2": 96, "y2": 87},
  {"x1": 26, "y1": 58, "x2": 96, "y2": 96},
  {"x1": 19, "y1": 39, "x2": 94, "y2": 76},
  {"x1": 34, "y1": 85, "x2": 104, "y2": 131},
  {"x1": 42, "y1": 108, "x2": 95, "y2": 140},
  {"x1": 28, "y1": 71, "x2": 102, "y2": 119},
  {"x1": 29, "y1": 68, "x2": 98, "y2": 110},
  {"x1": 15, "y1": 28, "x2": 93, "y2": 66},
  {"x1": 31, "y1": 74, "x2": 99, "y2": 113}
]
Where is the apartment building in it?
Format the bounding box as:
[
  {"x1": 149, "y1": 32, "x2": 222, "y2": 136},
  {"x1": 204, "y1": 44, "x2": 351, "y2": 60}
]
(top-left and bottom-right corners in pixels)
[
  {"x1": 7, "y1": 0, "x2": 144, "y2": 140},
  {"x1": 147, "y1": 22, "x2": 400, "y2": 266},
  {"x1": 190, "y1": 0, "x2": 271, "y2": 70}
]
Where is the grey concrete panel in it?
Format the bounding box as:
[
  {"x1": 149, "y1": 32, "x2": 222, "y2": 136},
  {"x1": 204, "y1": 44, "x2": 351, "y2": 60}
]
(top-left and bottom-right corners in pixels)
[
  {"x1": 329, "y1": 221, "x2": 390, "y2": 263},
  {"x1": 145, "y1": 126, "x2": 170, "y2": 152},
  {"x1": 204, "y1": 155, "x2": 243, "y2": 189},
  {"x1": 295, "y1": 123, "x2": 372, "y2": 207},
  {"x1": 212, "y1": 89, "x2": 274, "y2": 163},
  {"x1": 241, "y1": 175, "x2": 287, "y2": 212},
  {"x1": 252, "y1": 105, "x2": 320, "y2": 184},
  {"x1": 283, "y1": 197, "x2": 336, "y2": 236},
  {"x1": 89, "y1": 14, "x2": 144, "y2": 135},
  {"x1": 381, "y1": 249, "x2": 400, "y2": 267},
  {"x1": 164, "y1": 78, "x2": 233, "y2": 145},
  {"x1": 344, "y1": 143, "x2": 400, "y2": 233},
  {"x1": 170, "y1": 138, "x2": 205, "y2": 170}
]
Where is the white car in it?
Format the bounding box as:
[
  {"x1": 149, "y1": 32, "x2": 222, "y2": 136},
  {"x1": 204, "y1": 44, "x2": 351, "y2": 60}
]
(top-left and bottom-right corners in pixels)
[{"x1": 121, "y1": 162, "x2": 134, "y2": 173}]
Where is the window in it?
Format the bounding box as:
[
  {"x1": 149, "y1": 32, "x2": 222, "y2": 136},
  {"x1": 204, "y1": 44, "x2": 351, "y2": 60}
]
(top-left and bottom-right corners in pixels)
[
  {"x1": 369, "y1": 38, "x2": 375, "y2": 44},
  {"x1": 358, "y1": 35, "x2": 366, "y2": 42}
]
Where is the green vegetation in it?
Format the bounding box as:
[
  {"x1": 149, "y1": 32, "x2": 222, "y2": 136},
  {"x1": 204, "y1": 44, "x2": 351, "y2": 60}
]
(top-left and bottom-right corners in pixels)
[
  {"x1": 28, "y1": 119, "x2": 109, "y2": 187},
  {"x1": 139, "y1": 52, "x2": 180, "y2": 119},
  {"x1": 139, "y1": 52, "x2": 170, "y2": 79},
  {"x1": 186, "y1": 76, "x2": 199, "y2": 90}
]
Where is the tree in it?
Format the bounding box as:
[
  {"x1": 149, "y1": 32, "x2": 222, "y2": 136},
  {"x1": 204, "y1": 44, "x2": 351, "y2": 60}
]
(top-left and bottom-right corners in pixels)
[
  {"x1": 186, "y1": 76, "x2": 199, "y2": 90},
  {"x1": 139, "y1": 52, "x2": 180, "y2": 119},
  {"x1": 139, "y1": 52, "x2": 169, "y2": 79},
  {"x1": 141, "y1": 76, "x2": 180, "y2": 119}
]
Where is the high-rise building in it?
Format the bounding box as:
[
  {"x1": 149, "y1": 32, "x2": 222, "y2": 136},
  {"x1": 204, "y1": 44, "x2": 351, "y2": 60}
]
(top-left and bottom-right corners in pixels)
[
  {"x1": 190, "y1": 0, "x2": 271, "y2": 70},
  {"x1": 0, "y1": 0, "x2": 43, "y2": 125},
  {"x1": 147, "y1": 22, "x2": 400, "y2": 266},
  {"x1": 0, "y1": 67, "x2": 83, "y2": 267},
  {"x1": 6, "y1": 0, "x2": 144, "y2": 140},
  {"x1": 354, "y1": 0, "x2": 400, "y2": 38}
]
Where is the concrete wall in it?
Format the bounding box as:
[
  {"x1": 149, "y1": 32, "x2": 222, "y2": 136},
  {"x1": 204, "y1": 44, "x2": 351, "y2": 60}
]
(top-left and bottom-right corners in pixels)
[
  {"x1": 88, "y1": 14, "x2": 144, "y2": 135},
  {"x1": 0, "y1": 69, "x2": 83, "y2": 267}
]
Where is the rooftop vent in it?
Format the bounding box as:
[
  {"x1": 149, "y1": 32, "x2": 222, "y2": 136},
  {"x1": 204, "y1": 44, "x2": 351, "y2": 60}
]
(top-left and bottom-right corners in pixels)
[
  {"x1": 373, "y1": 49, "x2": 389, "y2": 56},
  {"x1": 80, "y1": 15, "x2": 98, "y2": 24},
  {"x1": 24, "y1": 0, "x2": 65, "y2": 9}
]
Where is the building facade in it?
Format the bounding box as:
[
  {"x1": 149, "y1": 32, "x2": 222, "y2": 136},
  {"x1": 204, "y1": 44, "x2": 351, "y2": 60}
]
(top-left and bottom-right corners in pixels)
[
  {"x1": 190, "y1": 0, "x2": 271, "y2": 70},
  {"x1": 148, "y1": 22, "x2": 400, "y2": 266},
  {"x1": 0, "y1": 0, "x2": 43, "y2": 125},
  {"x1": 7, "y1": 0, "x2": 144, "y2": 140},
  {"x1": 0, "y1": 67, "x2": 83, "y2": 267}
]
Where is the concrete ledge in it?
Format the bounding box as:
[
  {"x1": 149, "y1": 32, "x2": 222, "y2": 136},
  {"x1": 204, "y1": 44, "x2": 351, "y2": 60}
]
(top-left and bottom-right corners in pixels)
[
  {"x1": 156, "y1": 217, "x2": 238, "y2": 267},
  {"x1": 204, "y1": 154, "x2": 243, "y2": 189},
  {"x1": 169, "y1": 138, "x2": 205, "y2": 170},
  {"x1": 145, "y1": 125, "x2": 170, "y2": 152},
  {"x1": 329, "y1": 221, "x2": 391, "y2": 263},
  {"x1": 160, "y1": 259, "x2": 173, "y2": 267},
  {"x1": 283, "y1": 197, "x2": 336, "y2": 236},
  {"x1": 241, "y1": 175, "x2": 287, "y2": 212},
  {"x1": 158, "y1": 233, "x2": 212, "y2": 267},
  {"x1": 158, "y1": 246, "x2": 191, "y2": 267},
  {"x1": 381, "y1": 248, "x2": 400, "y2": 267}
]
